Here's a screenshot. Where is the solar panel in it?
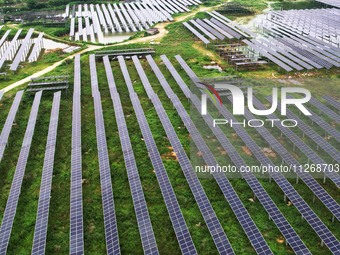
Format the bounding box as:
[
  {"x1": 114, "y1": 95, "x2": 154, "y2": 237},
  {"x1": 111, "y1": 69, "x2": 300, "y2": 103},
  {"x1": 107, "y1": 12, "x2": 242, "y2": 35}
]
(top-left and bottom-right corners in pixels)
[
  {"x1": 202, "y1": 18, "x2": 233, "y2": 39},
  {"x1": 70, "y1": 54, "x2": 84, "y2": 255},
  {"x1": 117, "y1": 56, "x2": 197, "y2": 255},
  {"x1": 0, "y1": 91, "x2": 42, "y2": 255},
  {"x1": 96, "y1": 4, "x2": 107, "y2": 31},
  {"x1": 316, "y1": 0, "x2": 340, "y2": 7},
  {"x1": 160, "y1": 0, "x2": 181, "y2": 13},
  {"x1": 124, "y1": 3, "x2": 145, "y2": 30},
  {"x1": 102, "y1": 55, "x2": 160, "y2": 254},
  {"x1": 269, "y1": 98, "x2": 339, "y2": 163},
  {"x1": 130, "y1": 3, "x2": 152, "y2": 26},
  {"x1": 0, "y1": 91, "x2": 3, "y2": 101},
  {"x1": 101, "y1": 4, "x2": 114, "y2": 31},
  {"x1": 28, "y1": 33, "x2": 44, "y2": 63},
  {"x1": 251, "y1": 39, "x2": 304, "y2": 70},
  {"x1": 309, "y1": 97, "x2": 340, "y2": 123},
  {"x1": 183, "y1": 22, "x2": 210, "y2": 44},
  {"x1": 281, "y1": 36, "x2": 339, "y2": 68},
  {"x1": 243, "y1": 39, "x2": 293, "y2": 72},
  {"x1": 70, "y1": 18, "x2": 75, "y2": 37},
  {"x1": 134, "y1": 55, "x2": 234, "y2": 254},
  {"x1": 264, "y1": 37, "x2": 321, "y2": 69},
  {"x1": 209, "y1": 18, "x2": 240, "y2": 39},
  {"x1": 165, "y1": 0, "x2": 189, "y2": 12},
  {"x1": 77, "y1": 4, "x2": 82, "y2": 17},
  {"x1": 26, "y1": 86, "x2": 69, "y2": 93},
  {"x1": 78, "y1": 17, "x2": 83, "y2": 37},
  {"x1": 0, "y1": 30, "x2": 10, "y2": 48},
  {"x1": 287, "y1": 95, "x2": 340, "y2": 142},
  {"x1": 216, "y1": 101, "x2": 340, "y2": 254},
  {"x1": 90, "y1": 4, "x2": 101, "y2": 34},
  {"x1": 195, "y1": 19, "x2": 225, "y2": 40},
  {"x1": 85, "y1": 17, "x2": 91, "y2": 35},
  {"x1": 257, "y1": 38, "x2": 313, "y2": 70},
  {"x1": 0, "y1": 90, "x2": 24, "y2": 162},
  {"x1": 174, "y1": 54, "x2": 340, "y2": 254},
  {"x1": 145, "y1": 55, "x2": 273, "y2": 255},
  {"x1": 153, "y1": 0, "x2": 174, "y2": 14},
  {"x1": 119, "y1": 3, "x2": 137, "y2": 32},
  {"x1": 209, "y1": 11, "x2": 255, "y2": 37},
  {"x1": 31, "y1": 91, "x2": 61, "y2": 255},
  {"x1": 237, "y1": 96, "x2": 340, "y2": 218},
  {"x1": 323, "y1": 95, "x2": 340, "y2": 110},
  {"x1": 277, "y1": 37, "x2": 332, "y2": 69},
  {"x1": 10, "y1": 28, "x2": 34, "y2": 71},
  {"x1": 113, "y1": 4, "x2": 129, "y2": 32},
  {"x1": 65, "y1": 4, "x2": 70, "y2": 17},
  {"x1": 0, "y1": 29, "x2": 22, "y2": 70},
  {"x1": 189, "y1": 20, "x2": 217, "y2": 40}
]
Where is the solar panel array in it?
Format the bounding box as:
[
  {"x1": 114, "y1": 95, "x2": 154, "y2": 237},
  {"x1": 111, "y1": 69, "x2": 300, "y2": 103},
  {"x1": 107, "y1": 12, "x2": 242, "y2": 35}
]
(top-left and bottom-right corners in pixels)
[
  {"x1": 183, "y1": 11, "x2": 254, "y2": 44},
  {"x1": 133, "y1": 55, "x2": 234, "y2": 254},
  {"x1": 238, "y1": 96, "x2": 340, "y2": 218},
  {"x1": 0, "y1": 90, "x2": 24, "y2": 162},
  {"x1": 183, "y1": 22, "x2": 210, "y2": 44},
  {"x1": 271, "y1": 98, "x2": 340, "y2": 163},
  {"x1": 323, "y1": 95, "x2": 340, "y2": 110},
  {"x1": 309, "y1": 97, "x2": 340, "y2": 123},
  {"x1": 10, "y1": 28, "x2": 34, "y2": 71},
  {"x1": 266, "y1": 8, "x2": 340, "y2": 44},
  {"x1": 219, "y1": 103, "x2": 340, "y2": 254},
  {"x1": 0, "y1": 28, "x2": 44, "y2": 71},
  {"x1": 70, "y1": 54, "x2": 84, "y2": 255},
  {"x1": 238, "y1": 8, "x2": 340, "y2": 71},
  {"x1": 316, "y1": 0, "x2": 340, "y2": 8},
  {"x1": 117, "y1": 56, "x2": 197, "y2": 255},
  {"x1": 287, "y1": 95, "x2": 340, "y2": 142},
  {"x1": 170, "y1": 55, "x2": 311, "y2": 255},
  {"x1": 211, "y1": 101, "x2": 340, "y2": 254},
  {"x1": 145, "y1": 55, "x2": 273, "y2": 255},
  {"x1": 28, "y1": 33, "x2": 44, "y2": 63},
  {"x1": 0, "y1": 30, "x2": 10, "y2": 48},
  {"x1": 102, "y1": 56, "x2": 158, "y2": 255},
  {"x1": 0, "y1": 29, "x2": 22, "y2": 70},
  {"x1": 174, "y1": 54, "x2": 340, "y2": 254},
  {"x1": 68, "y1": 0, "x2": 199, "y2": 42},
  {"x1": 0, "y1": 91, "x2": 42, "y2": 255},
  {"x1": 31, "y1": 91, "x2": 61, "y2": 255},
  {"x1": 89, "y1": 55, "x2": 121, "y2": 255}
]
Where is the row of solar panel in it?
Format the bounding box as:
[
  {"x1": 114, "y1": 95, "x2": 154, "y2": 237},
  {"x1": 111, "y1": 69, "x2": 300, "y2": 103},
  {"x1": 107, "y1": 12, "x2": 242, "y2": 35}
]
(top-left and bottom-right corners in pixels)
[
  {"x1": 69, "y1": 0, "x2": 200, "y2": 42},
  {"x1": 144, "y1": 55, "x2": 273, "y2": 255},
  {"x1": 105, "y1": 54, "x2": 338, "y2": 255},
  {"x1": 135, "y1": 55, "x2": 236, "y2": 254},
  {"x1": 117, "y1": 55, "x2": 198, "y2": 254},
  {"x1": 266, "y1": 8, "x2": 340, "y2": 45},
  {"x1": 247, "y1": 8, "x2": 340, "y2": 71},
  {"x1": 69, "y1": 54, "x2": 84, "y2": 255},
  {"x1": 0, "y1": 91, "x2": 42, "y2": 254},
  {"x1": 0, "y1": 54, "x2": 338, "y2": 254},
  {"x1": 0, "y1": 28, "x2": 44, "y2": 71},
  {"x1": 103, "y1": 55, "x2": 160, "y2": 254},
  {"x1": 183, "y1": 11, "x2": 253, "y2": 44},
  {"x1": 173, "y1": 55, "x2": 340, "y2": 254},
  {"x1": 316, "y1": 0, "x2": 340, "y2": 8}
]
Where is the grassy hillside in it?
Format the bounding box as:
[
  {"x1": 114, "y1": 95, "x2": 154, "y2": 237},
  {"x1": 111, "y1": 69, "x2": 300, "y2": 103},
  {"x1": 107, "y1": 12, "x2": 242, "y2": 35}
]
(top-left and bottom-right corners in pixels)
[{"x1": 0, "y1": 1, "x2": 339, "y2": 254}]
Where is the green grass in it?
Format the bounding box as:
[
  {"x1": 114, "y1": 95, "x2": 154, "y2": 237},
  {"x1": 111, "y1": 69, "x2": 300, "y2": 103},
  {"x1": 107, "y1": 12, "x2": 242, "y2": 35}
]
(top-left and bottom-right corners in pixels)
[{"x1": 0, "y1": 2, "x2": 339, "y2": 254}]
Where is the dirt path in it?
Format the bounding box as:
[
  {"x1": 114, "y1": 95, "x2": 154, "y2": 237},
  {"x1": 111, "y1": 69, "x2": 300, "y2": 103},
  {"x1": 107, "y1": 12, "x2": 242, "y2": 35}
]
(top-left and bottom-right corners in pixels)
[
  {"x1": 1, "y1": 45, "x2": 101, "y2": 93},
  {"x1": 1, "y1": 5, "x2": 221, "y2": 93}
]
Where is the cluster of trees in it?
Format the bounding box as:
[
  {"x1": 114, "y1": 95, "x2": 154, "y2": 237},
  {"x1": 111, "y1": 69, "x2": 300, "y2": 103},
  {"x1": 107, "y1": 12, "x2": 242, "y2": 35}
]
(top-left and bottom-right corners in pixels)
[{"x1": 0, "y1": 0, "x2": 77, "y2": 12}]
